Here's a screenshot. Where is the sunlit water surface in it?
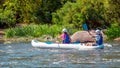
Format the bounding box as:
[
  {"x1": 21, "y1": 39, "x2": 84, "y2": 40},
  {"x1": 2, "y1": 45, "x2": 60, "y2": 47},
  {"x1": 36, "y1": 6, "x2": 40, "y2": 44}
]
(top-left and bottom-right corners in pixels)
[{"x1": 0, "y1": 42, "x2": 120, "y2": 68}]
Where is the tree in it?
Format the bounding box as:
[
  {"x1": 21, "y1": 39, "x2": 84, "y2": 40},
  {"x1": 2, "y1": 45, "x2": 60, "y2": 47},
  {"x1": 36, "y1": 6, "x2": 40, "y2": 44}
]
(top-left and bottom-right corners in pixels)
[
  {"x1": 52, "y1": 0, "x2": 107, "y2": 29},
  {"x1": 0, "y1": 0, "x2": 73, "y2": 28},
  {"x1": 103, "y1": 0, "x2": 120, "y2": 25},
  {"x1": 0, "y1": 0, "x2": 43, "y2": 28}
]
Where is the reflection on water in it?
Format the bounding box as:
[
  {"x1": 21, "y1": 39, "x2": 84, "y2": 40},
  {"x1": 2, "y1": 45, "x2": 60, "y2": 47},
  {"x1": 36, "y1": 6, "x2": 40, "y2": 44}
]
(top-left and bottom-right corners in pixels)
[{"x1": 0, "y1": 42, "x2": 120, "y2": 68}]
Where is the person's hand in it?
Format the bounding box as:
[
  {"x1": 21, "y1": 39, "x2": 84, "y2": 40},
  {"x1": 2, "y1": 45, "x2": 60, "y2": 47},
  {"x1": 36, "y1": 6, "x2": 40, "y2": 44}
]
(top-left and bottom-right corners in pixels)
[
  {"x1": 57, "y1": 35, "x2": 61, "y2": 39},
  {"x1": 56, "y1": 41, "x2": 60, "y2": 43}
]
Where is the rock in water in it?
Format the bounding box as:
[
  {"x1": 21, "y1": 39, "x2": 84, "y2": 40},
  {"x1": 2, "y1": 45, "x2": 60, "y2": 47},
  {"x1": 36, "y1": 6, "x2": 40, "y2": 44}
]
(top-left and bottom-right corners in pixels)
[{"x1": 71, "y1": 30, "x2": 106, "y2": 42}]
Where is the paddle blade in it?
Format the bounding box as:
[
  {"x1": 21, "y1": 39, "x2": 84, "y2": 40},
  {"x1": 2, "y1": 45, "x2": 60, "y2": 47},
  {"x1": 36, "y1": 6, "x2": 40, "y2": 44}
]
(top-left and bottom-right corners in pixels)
[{"x1": 83, "y1": 23, "x2": 88, "y2": 31}]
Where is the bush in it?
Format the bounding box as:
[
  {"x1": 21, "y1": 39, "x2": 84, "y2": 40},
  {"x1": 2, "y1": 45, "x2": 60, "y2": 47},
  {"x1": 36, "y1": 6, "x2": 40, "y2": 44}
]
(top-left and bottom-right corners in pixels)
[
  {"x1": 106, "y1": 23, "x2": 120, "y2": 39},
  {"x1": 52, "y1": 0, "x2": 108, "y2": 29},
  {"x1": 0, "y1": 9, "x2": 16, "y2": 27}
]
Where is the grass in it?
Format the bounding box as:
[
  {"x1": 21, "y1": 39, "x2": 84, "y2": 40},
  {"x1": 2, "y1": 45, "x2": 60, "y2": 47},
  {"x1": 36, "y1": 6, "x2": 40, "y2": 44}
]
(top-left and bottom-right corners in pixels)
[
  {"x1": 5, "y1": 24, "x2": 78, "y2": 39},
  {"x1": 3, "y1": 23, "x2": 120, "y2": 44},
  {"x1": 5, "y1": 23, "x2": 120, "y2": 43}
]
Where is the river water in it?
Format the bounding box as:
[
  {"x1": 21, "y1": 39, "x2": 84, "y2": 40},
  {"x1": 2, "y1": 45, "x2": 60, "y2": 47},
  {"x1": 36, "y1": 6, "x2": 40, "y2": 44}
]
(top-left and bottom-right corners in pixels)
[{"x1": 0, "y1": 42, "x2": 120, "y2": 68}]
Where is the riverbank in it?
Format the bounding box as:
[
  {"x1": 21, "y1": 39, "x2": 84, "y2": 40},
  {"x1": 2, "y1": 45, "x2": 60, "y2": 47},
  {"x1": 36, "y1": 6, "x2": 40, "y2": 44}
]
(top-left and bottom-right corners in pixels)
[
  {"x1": 3, "y1": 35, "x2": 55, "y2": 44},
  {"x1": 0, "y1": 29, "x2": 56, "y2": 44},
  {"x1": 0, "y1": 28, "x2": 120, "y2": 44},
  {"x1": 0, "y1": 29, "x2": 5, "y2": 43}
]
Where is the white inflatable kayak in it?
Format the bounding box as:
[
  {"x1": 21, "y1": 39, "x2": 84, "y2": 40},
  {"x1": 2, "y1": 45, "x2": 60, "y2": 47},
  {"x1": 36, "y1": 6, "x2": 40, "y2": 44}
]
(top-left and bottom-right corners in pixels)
[{"x1": 31, "y1": 40, "x2": 108, "y2": 50}]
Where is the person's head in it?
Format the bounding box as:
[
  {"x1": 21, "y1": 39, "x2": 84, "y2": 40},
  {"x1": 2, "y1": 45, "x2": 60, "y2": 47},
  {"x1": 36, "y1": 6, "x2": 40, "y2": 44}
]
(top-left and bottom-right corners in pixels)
[
  {"x1": 95, "y1": 29, "x2": 101, "y2": 35},
  {"x1": 62, "y1": 28, "x2": 67, "y2": 33}
]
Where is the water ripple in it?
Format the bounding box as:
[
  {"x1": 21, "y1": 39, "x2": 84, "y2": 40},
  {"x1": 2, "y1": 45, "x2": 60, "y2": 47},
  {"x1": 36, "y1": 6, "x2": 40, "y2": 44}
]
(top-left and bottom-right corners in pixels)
[{"x1": 0, "y1": 42, "x2": 120, "y2": 68}]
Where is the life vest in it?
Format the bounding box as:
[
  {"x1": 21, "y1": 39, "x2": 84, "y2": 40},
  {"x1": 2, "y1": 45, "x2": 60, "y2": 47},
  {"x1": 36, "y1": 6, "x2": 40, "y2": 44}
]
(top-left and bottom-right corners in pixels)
[
  {"x1": 96, "y1": 35, "x2": 103, "y2": 45},
  {"x1": 62, "y1": 33, "x2": 70, "y2": 43}
]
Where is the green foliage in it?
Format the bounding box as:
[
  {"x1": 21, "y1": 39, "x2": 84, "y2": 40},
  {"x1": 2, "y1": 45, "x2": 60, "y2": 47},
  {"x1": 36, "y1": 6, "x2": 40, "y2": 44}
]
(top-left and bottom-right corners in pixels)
[
  {"x1": 106, "y1": 23, "x2": 120, "y2": 39},
  {"x1": 0, "y1": 0, "x2": 120, "y2": 36},
  {"x1": 0, "y1": 7, "x2": 16, "y2": 27},
  {"x1": 52, "y1": 0, "x2": 120, "y2": 29},
  {"x1": 0, "y1": 0, "x2": 74, "y2": 27},
  {"x1": 52, "y1": 0, "x2": 109, "y2": 29},
  {"x1": 104, "y1": 0, "x2": 120, "y2": 24},
  {"x1": 5, "y1": 24, "x2": 75, "y2": 38},
  {"x1": 5, "y1": 28, "x2": 15, "y2": 38},
  {"x1": 34, "y1": 0, "x2": 75, "y2": 24}
]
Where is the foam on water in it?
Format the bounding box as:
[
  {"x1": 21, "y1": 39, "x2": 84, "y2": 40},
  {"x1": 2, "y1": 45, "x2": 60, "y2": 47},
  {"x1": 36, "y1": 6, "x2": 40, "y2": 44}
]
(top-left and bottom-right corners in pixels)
[{"x1": 0, "y1": 42, "x2": 120, "y2": 67}]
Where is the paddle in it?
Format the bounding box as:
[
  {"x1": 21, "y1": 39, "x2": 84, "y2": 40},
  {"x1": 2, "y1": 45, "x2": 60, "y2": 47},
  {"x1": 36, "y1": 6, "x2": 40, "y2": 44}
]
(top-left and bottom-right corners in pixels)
[
  {"x1": 82, "y1": 23, "x2": 95, "y2": 44},
  {"x1": 83, "y1": 23, "x2": 88, "y2": 31},
  {"x1": 83, "y1": 23, "x2": 97, "y2": 37},
  {"x1": 82, "y1": 23, "x2": 92, "y2": 36}
]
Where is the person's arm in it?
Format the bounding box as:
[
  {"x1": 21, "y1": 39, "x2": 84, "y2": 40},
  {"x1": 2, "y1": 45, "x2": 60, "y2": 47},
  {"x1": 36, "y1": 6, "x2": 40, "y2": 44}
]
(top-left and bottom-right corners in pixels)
[
  {"x1": 57, "y1": 33, "x2": 65, "y2": 40},
  {"x1": 57, "y1": 34, "x2": 62, "y2": 39},
  {"x1": 95, "y1": 35, "x2": 100, "y2": 41},
  {"x1": 56, "y1": 34, "x2": 63, "y2": 43}
]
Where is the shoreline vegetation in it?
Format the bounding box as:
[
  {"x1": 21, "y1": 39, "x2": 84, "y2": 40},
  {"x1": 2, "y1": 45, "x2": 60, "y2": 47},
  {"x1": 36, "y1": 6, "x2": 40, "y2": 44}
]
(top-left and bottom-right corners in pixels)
[
  {"x1": 0, "y1": 24, "x2": 120, "y2": 44},
  {"x1": 1, "y1": 24, "x2": 78, "y2": 44},
  {"x1": 0, "y1": 0, "x2": 120, "y2": 44}
]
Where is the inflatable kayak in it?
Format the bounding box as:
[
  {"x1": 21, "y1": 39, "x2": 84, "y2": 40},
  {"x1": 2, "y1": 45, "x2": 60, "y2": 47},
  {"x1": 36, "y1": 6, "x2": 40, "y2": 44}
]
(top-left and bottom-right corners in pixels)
[{"x1": 31, "y1": 40, "x2": 106, "y2": 50}]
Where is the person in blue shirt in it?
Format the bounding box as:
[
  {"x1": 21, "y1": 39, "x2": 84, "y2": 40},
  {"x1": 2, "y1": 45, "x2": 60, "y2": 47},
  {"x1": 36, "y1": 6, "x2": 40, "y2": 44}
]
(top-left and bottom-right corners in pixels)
[
  {"x1": 95, "y1": 29, "x2": 103, "y2": 45},
  {"x1": 86, "y1": 29, "x2": 103, "y2": 46}
]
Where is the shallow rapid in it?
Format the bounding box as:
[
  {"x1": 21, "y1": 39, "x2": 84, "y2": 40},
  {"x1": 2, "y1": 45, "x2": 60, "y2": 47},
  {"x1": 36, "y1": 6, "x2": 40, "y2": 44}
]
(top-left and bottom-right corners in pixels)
[{"x1": 0, "y1": 42, "x2": 120, "y2": 68}]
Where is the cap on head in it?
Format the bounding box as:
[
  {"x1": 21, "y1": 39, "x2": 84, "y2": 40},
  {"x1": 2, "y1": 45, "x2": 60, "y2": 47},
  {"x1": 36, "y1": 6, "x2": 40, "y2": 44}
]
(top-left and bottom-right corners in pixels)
[
  {"x1": 95, "y1": 29, "x2": 101, "y2": 34},
  {"x1": 62, "y1": 28, "x2": 67, "y2": 32}
]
